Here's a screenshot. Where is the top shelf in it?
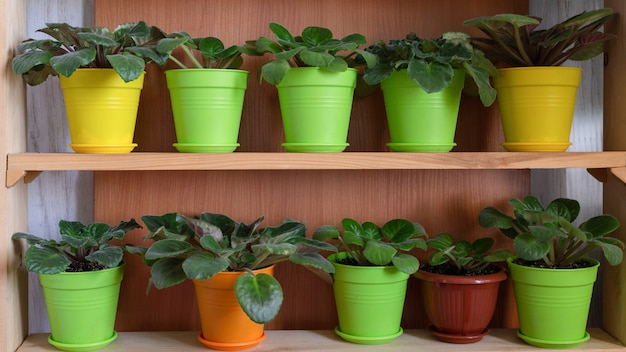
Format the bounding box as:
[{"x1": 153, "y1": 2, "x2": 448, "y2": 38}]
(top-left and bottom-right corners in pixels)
[{"x1": 7, "y1": 152, "x2": 626, "y2": 187}]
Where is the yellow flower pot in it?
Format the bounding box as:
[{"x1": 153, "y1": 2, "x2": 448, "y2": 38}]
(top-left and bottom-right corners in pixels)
[
  {"x1": 59, "y1": 68, "x2": 145, "y2": 153},
  {"x1": 495, "y1": 67, "x2": 581, "y2": 152}
]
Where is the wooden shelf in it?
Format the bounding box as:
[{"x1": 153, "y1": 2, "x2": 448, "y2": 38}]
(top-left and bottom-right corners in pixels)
[
  {"x1": 7, "y1": 152, "x2": 626, "y2": 187},
  {"x1": 15, "y1": 329, "x2": 626, "y2": 351}
]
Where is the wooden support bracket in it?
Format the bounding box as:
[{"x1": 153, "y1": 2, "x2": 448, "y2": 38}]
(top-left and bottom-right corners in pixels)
[
  {"x1": 610, "y1": 167, "x2": 626, "y2": 185},
  {"x1": 587, "y1": 168, "x2": 608, "y2": 183},
  {"x1": 6, "y1": 170, "x2": 41, "y2": 188}
]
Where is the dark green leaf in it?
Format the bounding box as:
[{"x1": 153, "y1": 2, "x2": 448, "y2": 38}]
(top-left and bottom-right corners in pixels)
[
  {"x1": 24, "y1": 246, "x2": 70, "y2": 275},
  {"x1": 106, "y1": 53, "x2": 145, "y2": 82},
  {"x1": 85, "y1": 245, "x2": 123, "y2": 268},
  {"x1": 391, "y1": 253, "x2": 419, "y2": 274},
  {"x1": 514, "y1": 233, "x2": 550, "y2": 261},
  {"x1": 145, "y1": 239, "x2": 193, "y2": 260},
  {"x1": 363, "y1": 240, "x2": 396, "y2": 265},
  {"x1": 150, "y1": 257, "x2": 187, "y2": 289},
  {"x1": 182, "y1": 252, "x2": 229, "y2": 280},
  {"x1": 235, "y1": 272, "x2": 283, "y2": 324}
]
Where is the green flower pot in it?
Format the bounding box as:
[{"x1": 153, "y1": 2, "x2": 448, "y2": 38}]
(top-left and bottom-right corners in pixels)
[
  {"x1": 277, "y1": 67, "x2": 357, "y2": 152},
  {"x1": 329, "y1": 252, "x2": 409, "y2": 344},
  {"x1": 39, "y1": 263, "x2": 125, "y2": 351},
  {"x1": 165, "y1": 69, "x2": 249, "y2": 153},
  {"x1": 507, "y1": 257, "x2": 599, "y2": 349},
  {"x1": 381, "y1": 69, "x2": 465, "y2": 152}
]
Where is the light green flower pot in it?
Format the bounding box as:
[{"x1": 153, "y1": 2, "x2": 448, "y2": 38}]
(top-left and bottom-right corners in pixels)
[
  {"x1": 166, "y1": 69, "x2": 249, "y2": 153},
  {"x1": 277, "y1": 67, "x2": 357, "y2": 152},
  {"x1": 508, "y1": 257, "x2": 599, "y2": 349},
  {"x1": 39, "y1": 263, "x2": 125, "y2": 351},
  {"x1": 329, "y1": 252, "x2": 409, "y2": 344},
  {"x1": 381, "y1": 69, "x2": 465, "y2": 152}
]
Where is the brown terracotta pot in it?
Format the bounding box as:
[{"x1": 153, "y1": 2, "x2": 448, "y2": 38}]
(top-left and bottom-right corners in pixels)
[{"x1": 414, "y1": 267, "x2": 507, "y2": 344}]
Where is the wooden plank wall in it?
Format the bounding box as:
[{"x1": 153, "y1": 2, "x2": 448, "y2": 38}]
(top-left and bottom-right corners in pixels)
[{"x1": 93, "y1": 0, "x2": 529, "y2": 332}]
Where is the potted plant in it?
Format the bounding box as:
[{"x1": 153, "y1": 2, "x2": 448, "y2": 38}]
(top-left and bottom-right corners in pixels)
[
  {"x1": 361, "y1": 32, "x2": 497, "y2": 152},
  {"x1": 312, "y1": 218, "x2": 427, "y2": 344},
  {"x1": 124, "y1": 212, "x2": 336, "y2": 350},
  {"x1": 11, "y1": 219, "x2": 141, "y2": 351},
  {"x1": 478, "y1": 195, "x2": 624, "y2": 348},
  {"x1": 246, "y1": 23, "x2": 377, "y2": 152},
  {"x1": 12, "y1": 21, "x2": 167, "y2": 153},
  {"x1": 415, "y1": 233, "x2": 512, "y2": 344},
  {"x1": 155, "y1": 32, "x2": 249, "y2": 153},
  {"x1": 464, "y1": 8, "x2": 617, "y2": 151}
]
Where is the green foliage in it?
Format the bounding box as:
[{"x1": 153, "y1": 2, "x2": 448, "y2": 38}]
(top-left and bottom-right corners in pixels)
[
  {"x1": 125, "y1": 212, "x2": 336, "y2": 324},
  {"x1": 155, "y1": 32, "x2": 244, "y2": 69},
  {"x1": 478, "y1": 196, "x2": 624, "y2": 268},
  {"x1": 313, "y1": 218, "x2": 427, "y2": 275},
  {"x1": 426, "y1": 233, "x2": 512, "y2": 274},
  {"x1": 12, "y1": 219, "x2": 141, "y2": 274},
  {"x1": 244, "y1": 22, "x2": 377, "y2": 85},
  {"x1": 12, "y1": 21, "x2": 168, "y2": 85},
  {"x1": 362, "y1": 32, "x2": 497, "y2": 107},
  {"x1": 464, "y1": 8, "x2": 616, "y2": 67}
]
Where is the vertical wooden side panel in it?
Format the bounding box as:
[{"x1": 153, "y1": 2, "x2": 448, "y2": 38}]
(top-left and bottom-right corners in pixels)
[
  {"x1": 1, "y1": 0, "x2": 28, "y2": 350},
  {"x1": 93, "y1": 0, "x2": 530, "y2": 333},
  {"x1": 602, "y1": 0, "x2": 626, "y2": 344}
]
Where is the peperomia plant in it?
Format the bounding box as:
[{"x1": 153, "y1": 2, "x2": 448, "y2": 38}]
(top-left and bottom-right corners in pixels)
[
  {"x1": 124, "y1": 212, "x2": 336, "y2": 324},
  {"x1": 478, "y1": 196, "x2": 624, "y2": 268},
  {"x1": 312, "y1": 218, "x2": 427, "y2": 275},
  {"x1": 424, "y1": 232, "x2": 512, "y2": 275},
  {"x1": 245, "y1": 22, "x2": 377, "y2": 85},
  {"x1": 12, "y1": 219, "x2": 142, "y2": 274},
  {"x1": 12, "y1": 21, "x2": 168, "y2": 85},
  {"x1": 463, "y1": 8, "x2": 617, "y2": 67},
  {"x1": 362, "y1": 32, "x2": 498, "y2": 107},
  {"x1": 155, "y1": 32, "x2": 244, "y2": 69}
]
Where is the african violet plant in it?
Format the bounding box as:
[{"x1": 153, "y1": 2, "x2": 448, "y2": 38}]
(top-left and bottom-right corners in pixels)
[
  {"x1": 478, "y1": 196, "x2": 624, "y2": 268},
  {"x1": 463, "y1": 8, "x2": 617, "y2": 67},
  {"x1": 155, "y1": 32, "x2": 244, "y2": 69},
  {"x1": 246, "y1": 22, "x2": 377, "y2": 85},
  {"x1": 124, "y1": 212, "x2": 336, "y2": 324},
  {"x1": 12, "y1": 21, "x2": 168, "y2": 85},
  {"x1": 12, "y1": 219, "x2": 141, "y2": 274},
  {"x1": 312, "y1": 218, "x2": 427, "y2": 275},
  {"x1": 423, "y1": 232, "x2": 512, "y2": 275},
  {"x1": 362, "y1": 32, "x2": 498, "y2": 107}
]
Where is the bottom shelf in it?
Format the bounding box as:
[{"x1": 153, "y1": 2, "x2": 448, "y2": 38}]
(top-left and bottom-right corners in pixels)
[{"x1": 16, "y1": 329, "x2": 626, "y2": 352}]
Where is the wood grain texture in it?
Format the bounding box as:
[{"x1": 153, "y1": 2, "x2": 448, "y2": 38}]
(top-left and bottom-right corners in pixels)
[
  {"x1": 602, "y1": 0, "x2": 626, "y2": 343},
  {"x1": 16, "y1": 329, "x2": 626, "y2": 352},
  {"x1": 23, "y1": 0, "x2": 95, "y2": 334},
  {"x1": 95, "y1": 169, "x2": 527, "y2": 331},
  {"x1": 1, "y1": 0, "x2": 28, "y2": 350},
  {"x1": 92, "y1": 0, "x2": 533, "y2": 333},
  {"x1": 94, "y1": 0, "x2": 529, "y2": 153}
]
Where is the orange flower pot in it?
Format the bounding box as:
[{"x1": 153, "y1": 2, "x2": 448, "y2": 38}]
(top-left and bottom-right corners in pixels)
[{"x1": 193, "y1": 265, "x2": 275, "y2": 351}]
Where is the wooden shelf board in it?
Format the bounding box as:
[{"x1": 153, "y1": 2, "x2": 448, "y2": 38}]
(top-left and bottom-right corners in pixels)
[
  {"x1": 7, "y1": 152, "x2": 626, "y2": 187},
  {"x1": 16, "y1": 329, "x2": 626, "y2": 352}
]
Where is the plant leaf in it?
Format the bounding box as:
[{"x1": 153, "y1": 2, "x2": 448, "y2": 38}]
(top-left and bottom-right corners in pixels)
[
  {"x1": 514, "y1": 233, "x2": 550, "y2": 261},
  {"x1": 24, "y1": 246, "x2": 70, "y2": 275},
  {"x1": 391, "y1": 253, "x2": 419, "y2": 274},
  {"x1": 363, "y1": 240, "x2": 396, "y2": 265},
  {"x1": 49, "y1": 47, "x2": 96, "y2": 77},
  {"x1": 85, "y1": 244, "x2": 123, "y2": 268},
  {"x1": 145, "y1": 239, "x2": 193, "y2": 260},
  {"x1": 182, "y1": 252, "x2": 229, "y2": 280},
  {"x1": 289, "y1": 252, "x2": 335, "y2": 273},
  {"x1": 235, "y1": 272, "x2": 283, "y2": 324},
  {"x1": 106, "y1": 53, "x2": 145, "y2": 82},
  {"x1": 150, "y1": 257, "x2": 187, "y2": 289}
]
